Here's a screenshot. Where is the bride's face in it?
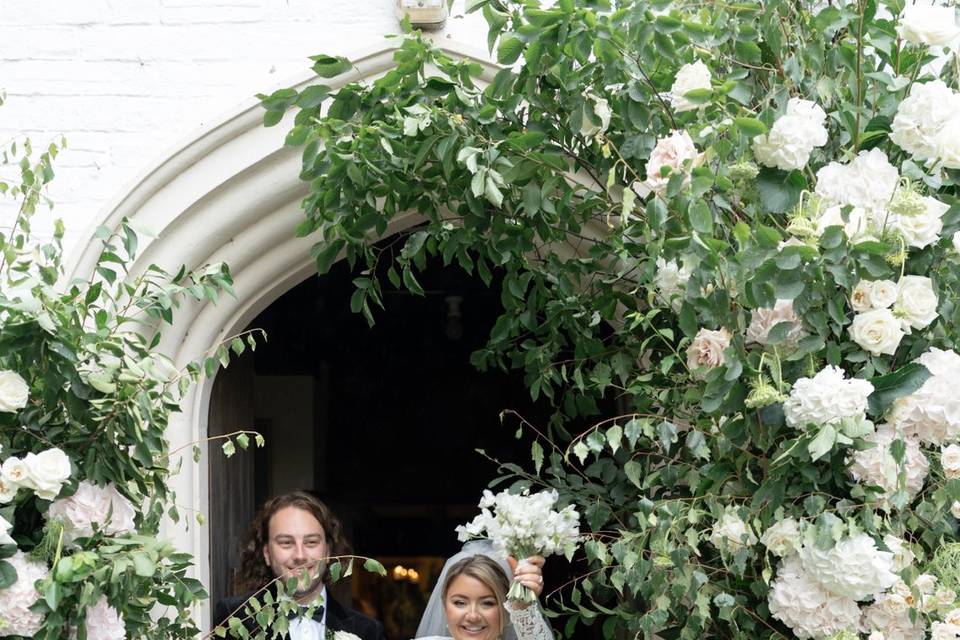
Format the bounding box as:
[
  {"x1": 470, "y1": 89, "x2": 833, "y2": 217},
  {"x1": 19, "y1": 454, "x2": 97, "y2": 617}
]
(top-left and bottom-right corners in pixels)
[{"x1": 444, "y1": 574, "x2": 501, "y2": 640}]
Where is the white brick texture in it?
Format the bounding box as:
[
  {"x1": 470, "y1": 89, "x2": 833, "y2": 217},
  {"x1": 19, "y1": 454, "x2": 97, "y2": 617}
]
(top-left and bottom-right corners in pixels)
[{"x1": 0, "y1": 0, "x2": 487, "y2": 256}]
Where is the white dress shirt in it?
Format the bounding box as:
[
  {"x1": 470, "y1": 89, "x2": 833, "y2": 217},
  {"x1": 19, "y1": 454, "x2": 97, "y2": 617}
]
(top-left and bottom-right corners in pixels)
[{"x1": 288, "y1": 586, "x2": 328, "y2": 640}]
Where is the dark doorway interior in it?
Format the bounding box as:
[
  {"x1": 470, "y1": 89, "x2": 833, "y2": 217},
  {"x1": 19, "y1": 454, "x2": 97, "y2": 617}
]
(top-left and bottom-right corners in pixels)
[{"x1": 209, "y1": 250, "x2": 561, "y2": 638}]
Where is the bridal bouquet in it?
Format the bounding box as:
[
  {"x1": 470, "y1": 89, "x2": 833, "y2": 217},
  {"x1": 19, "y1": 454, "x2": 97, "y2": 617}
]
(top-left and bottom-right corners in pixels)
[{"x1": 456, "y1": 489, "x2": 580, "y2": 602}]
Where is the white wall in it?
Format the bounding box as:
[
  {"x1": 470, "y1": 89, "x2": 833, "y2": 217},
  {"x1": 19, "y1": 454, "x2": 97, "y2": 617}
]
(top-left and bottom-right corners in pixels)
[{"x1": 0, "y1": 0, "x2": 488, "y2": 257}]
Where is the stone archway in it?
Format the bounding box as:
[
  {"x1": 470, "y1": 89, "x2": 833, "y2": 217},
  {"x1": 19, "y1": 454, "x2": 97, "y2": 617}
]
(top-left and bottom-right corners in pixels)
[{"x1": 63, "y1": 40, "x2": 501, "y2": 627}]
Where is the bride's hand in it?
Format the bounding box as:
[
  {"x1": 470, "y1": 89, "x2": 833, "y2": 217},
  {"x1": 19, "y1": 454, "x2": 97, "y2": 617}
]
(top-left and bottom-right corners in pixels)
[{"x1": 507, "y1": 555, "x2": 546, "y2": 603}]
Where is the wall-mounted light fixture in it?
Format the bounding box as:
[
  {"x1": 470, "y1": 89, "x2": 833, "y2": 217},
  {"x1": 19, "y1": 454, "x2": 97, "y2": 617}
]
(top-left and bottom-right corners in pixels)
[{"x1": 396, "y1": 0, "x2": 448, "y2": 30}]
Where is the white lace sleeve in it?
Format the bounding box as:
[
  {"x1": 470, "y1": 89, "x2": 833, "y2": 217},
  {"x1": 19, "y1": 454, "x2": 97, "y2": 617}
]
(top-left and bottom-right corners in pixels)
[{"x1": 505, "y1": 602, "x2": 554, "y2": 640}]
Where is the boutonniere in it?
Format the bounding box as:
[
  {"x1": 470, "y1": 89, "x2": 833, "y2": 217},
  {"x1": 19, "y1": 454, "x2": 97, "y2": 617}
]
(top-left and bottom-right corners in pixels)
[{"x1": 326, "y1": 631, "x2": 361, "y2": 640}]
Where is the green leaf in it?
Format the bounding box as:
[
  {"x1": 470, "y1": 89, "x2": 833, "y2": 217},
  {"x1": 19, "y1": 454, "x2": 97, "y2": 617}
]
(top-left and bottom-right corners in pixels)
[
  {"x1": 363, "y1": 558, "x2": 387, "y2": 576},
  {"x1": 867, "y1": 363, "x2": 932, "y2": 416},
  {"x1": 757, "y1": 168, "x2": 804, "y2": 214},
  {"x1": 497, "y1": 35, "x2": 524, "y2": 64},
  {"x1": 0, "y1": 560, "x2": 15, "y2": 589},
  {"x1": 222, "y1": 440, "x2": 236, "y2": 458},
  {"x1": 734, "y1": 117, "x2": 767, "y2": 136},
  {"x1": 807, "y1": 424, "x2": 836, "y2": 461},
  {"x1": 688, "y1": 200, "x2": 713, "y2": 235},
  {"x1": 296, "y1": 84, "x2": 331, "y2": 108},
  {"x1": 314, "y1": 240, "x2": 344, "y2": 275},
  {"x1": 531, "y1": 441, "x2": 544, "y2": 474},
  {"x1": 310, "y1": 55, "x2": 351, "y2": 77},
  {"x1": 624, "y1": 461, "x2": 643, "y2": 488}
]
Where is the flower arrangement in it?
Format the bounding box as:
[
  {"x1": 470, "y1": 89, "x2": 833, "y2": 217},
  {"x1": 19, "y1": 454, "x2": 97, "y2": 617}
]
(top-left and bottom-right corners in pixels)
[{"x1": 456, "y1": 489, "x2": 580, "y2": 602}]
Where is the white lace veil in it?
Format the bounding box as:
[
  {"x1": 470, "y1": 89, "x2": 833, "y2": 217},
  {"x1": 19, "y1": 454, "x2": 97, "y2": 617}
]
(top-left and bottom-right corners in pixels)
[{"x1": 414, "y1": 540, "x2": 520, "y2": 640}]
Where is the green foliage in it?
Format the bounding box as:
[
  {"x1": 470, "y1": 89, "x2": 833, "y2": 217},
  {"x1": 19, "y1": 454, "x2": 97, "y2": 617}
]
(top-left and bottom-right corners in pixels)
[{"x1": 263, "y1": 1, "x2": 960, "y2": 638}]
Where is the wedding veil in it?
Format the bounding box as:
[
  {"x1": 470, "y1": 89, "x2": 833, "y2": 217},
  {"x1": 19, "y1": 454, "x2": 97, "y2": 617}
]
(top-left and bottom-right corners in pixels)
[{"x1": 415, "y1": 539, "x2": 540, "y2": 640}]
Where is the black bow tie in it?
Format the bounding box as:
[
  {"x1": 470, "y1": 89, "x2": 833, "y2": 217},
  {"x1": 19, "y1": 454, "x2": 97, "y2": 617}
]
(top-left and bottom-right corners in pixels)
[{"x1": 287, "y1": 603, "x2": 325, "y2": 623}]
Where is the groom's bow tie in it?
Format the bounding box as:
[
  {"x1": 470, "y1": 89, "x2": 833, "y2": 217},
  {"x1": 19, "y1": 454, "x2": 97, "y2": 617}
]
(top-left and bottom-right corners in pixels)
[{"x1": 288, "y1": 603, "x2": 325, "y2": 623}]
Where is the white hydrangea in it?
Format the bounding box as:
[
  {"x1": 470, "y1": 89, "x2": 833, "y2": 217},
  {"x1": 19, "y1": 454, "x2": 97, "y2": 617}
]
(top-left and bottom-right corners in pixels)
[
  {"x1": 815, "y1": 148, "x2": 900, "y2": 218},
  {"x1": 768, "y1": 555, "x2": 862, "y2": 640},
  {"x1": 783, "y1": 365, "x2": 873, "y2": 430},
  {"x1": 898, "y1": 3, "x2": 960, "y2": 46},
  {"x1": 936, "y1": 115, "x2": 960, "y2": 169},
  {"x1": 0, "y1": 550, "x2": 49, "y2": 637},
  {"x1": 456, "y1": 489, "x2": 581, "y2": 559},
  {"x1": 862, "y1": 590, "x2": 925, "y2": 640},
  {"x1": 46, "y1": 481, "x2": 137, "y2": 544},
  {"x1": 850, "y1": 308, "x2": 905, "y2": 356},
  {"x1": 799, "y1": 534, "x2": 898, "y2": 601},
  {"x1": 654, "y1": 257, "x2": 692, "y2": 311},
  {"x1": 710, "y1": 507, "x2": 758, "y2": 552},
  {"x1": 670, "y1": 60, "x2": 711, "y2": 113},
  {"x1": 848, "y1": 425, "x2": 929, "y2": 508},
  {"x1": 894, "y1": 196, "x2": 948, "y2": 249},
  {"x1": 894, "y1": 275, "x2": 939, "y2": 333},
  {"x1": 890, "y1": 80, "x2": 960, "y2": 161},
  {"x1": 72, "y1": 595, "x2": 126, "y2": 640},
  {"x1": 760, "y1": 517, "x2": 803, "y2": 557},
  {"x1": 746, "y1": 299, "x2": 807, "y2": 346},
  {"x1": 753, "y1": 98, "x2": 829, "y2": 171},
  {"x1": 890, "y1": 349, "x2": 960, "y2": 445}
]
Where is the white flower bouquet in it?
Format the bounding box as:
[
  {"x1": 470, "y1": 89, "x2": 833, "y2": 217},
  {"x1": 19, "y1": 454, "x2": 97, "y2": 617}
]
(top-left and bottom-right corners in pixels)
[{"x1": 456, "y1": 488, "x2": 580, "y2": 603}]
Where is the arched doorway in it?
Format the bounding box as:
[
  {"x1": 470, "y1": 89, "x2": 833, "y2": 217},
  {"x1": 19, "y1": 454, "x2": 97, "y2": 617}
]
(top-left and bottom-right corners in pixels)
[{"x1": 208, "y1": 250, "x2": 550, "y2": 638}]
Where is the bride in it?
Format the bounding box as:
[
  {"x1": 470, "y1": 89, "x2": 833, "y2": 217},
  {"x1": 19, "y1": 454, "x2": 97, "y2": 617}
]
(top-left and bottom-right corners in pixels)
[{"x1": 414, "y1": 540, "x2": 554, "y2": 640}]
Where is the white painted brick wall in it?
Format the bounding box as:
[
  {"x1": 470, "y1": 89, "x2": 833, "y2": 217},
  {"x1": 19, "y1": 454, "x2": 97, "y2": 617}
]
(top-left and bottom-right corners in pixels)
[{"x1": 0, "y1": 0, "x2": 488, "y2": 257}]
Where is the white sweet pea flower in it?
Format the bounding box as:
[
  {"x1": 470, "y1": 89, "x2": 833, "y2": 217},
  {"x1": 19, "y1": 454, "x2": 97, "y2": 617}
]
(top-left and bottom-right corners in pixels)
[
  {"x1": 883, "y1": 534, "x2": 915, "y2": 572},
  {"x1": 581, "y1": 90, "x2": 611, "y2": 138},
  {"x1": 710, "y1": 507, "x2": 757, "y2": 552},
  {"x1": 670, "y1": 60, "x2": 711, "y2": 112},
  {"x1": 894, "y1": 275, "x2": 939, "y2": 333},
  {"x1": 654, "y1": 257, "x2": 692, "y2": 312},
  {"x1": 0, "y1": 370, "x2": 29, "y2": 413},
  {"x1": 898, "y1": 3, "x2": 960, "y2": 47},
  {"x1": 850, "y1": 308, "x2": 905, "y2": 356}
]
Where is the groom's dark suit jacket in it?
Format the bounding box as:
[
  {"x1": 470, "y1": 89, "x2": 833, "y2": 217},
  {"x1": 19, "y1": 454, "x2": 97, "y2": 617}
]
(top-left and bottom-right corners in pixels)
[{"x1": 213, "y1": 590, "x2": 386, "y2": 640}]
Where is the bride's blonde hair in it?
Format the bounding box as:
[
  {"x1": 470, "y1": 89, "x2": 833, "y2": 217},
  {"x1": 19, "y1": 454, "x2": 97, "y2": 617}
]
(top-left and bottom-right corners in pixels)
[{"x1": 442, "y1": 554, "x2": 511, "y2": 636}]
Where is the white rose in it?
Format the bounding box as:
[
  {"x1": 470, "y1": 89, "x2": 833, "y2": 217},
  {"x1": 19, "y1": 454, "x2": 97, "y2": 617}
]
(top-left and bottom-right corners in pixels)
[
  {"x1": 850, "y1": 280, "x2": 873, "y2": 312},
  {"x1": 883, "y1": 534, "x2": 915, "y2": 572},
  {"x1": 898, "y1": 4, "x2": 960, "y2": 46},
  {"x1": 891, "y1": 80, "x2": 960, "y2": 160},
  {"x1": 47, "y1": 481, "x2": 137, "y2": 544},
  {"x1": 686, "y1": 327, "x2": 731, "y2": 377},
  {"x1": 670, "y1": 60, "x2": 711, "y2": 112},
  {"x1": 936, "y1": 588, "x2": 957, "y2": 610},
  {"x1": 944, "y1": 445, "x2": 960, "y2": 479},
  {"x1": 746, "y1": 299, "x2": 806, "y2": 346},
  {"x1": 863, "y1": 591, "x2": 924, "y2": 640},
  {"x1": 0, "y1": 370, "x2": 29, "y2": 413},
  {"x1": 851, "y1": 280, "x2": 897, "y2": 312},
  {"x1": 644, "y1": 130, "x2": 703, "y2": 195},
  {"x1": 23, "y1": 448, "x2": 72, "y2": 501},
  {"x1": 932, "y1": 622, "x2": 960, "y2": 640},
  {"x1": 0, "y1": 473, "x2": 17, "y2": 503},
  {"x1": 945, "y1": 607, "x2": 960, "y2": 625},
  {"x1": 1, "y1": 456, "x2": 31, "y2": 491},
  {"x1": 895, "y1": 196, "x2": 948, "y2": 249},
  {"x1": 72, "y1": 595, "x2": 126, "y2": 640},
  {"x1": 760, "y1": 517, "x2": 803, "y2": 557},
  {"x1": 937, "y1": 115, "x2": 960, "y2": 169},
  {"x1": 850, "y1": 308, "x2": 905, "y2": 356},
  {"x1": 894, "y1": 275, "x2": 938, "y2": 332}
]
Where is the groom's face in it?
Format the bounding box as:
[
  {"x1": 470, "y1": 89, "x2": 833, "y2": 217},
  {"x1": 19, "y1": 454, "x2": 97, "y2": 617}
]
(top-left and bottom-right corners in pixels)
[{"x1": 262, "y1": 506, "x2": 329, "y2": 600}]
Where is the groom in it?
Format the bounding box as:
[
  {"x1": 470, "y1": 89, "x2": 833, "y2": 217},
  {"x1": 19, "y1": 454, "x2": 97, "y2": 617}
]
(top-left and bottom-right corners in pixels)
[{"x1": 213, "y1": 491, "x2": 386, "y2": 640}]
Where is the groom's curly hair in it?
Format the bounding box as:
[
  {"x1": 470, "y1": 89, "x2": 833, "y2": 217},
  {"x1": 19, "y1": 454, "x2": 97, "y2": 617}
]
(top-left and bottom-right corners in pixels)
[{"x1": 234, "y1": 490, "x2": 352, "y2": 593}]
